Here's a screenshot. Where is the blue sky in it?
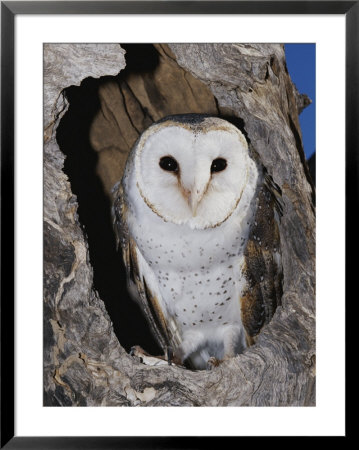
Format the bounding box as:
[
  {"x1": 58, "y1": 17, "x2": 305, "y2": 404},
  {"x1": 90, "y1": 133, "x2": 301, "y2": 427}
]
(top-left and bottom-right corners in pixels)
[{"x1": 284, "y1": 44, "x2": 316, "y2": 159}]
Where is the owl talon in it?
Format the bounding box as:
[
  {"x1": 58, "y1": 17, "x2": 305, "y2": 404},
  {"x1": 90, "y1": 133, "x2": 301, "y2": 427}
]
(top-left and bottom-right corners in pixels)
[{"x1": 206, "y1": 356, "x2": 221, "y2": 371}]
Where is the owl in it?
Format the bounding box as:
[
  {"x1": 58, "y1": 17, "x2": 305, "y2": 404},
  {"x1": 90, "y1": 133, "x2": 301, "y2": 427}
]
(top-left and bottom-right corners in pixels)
[{"x1": 112, "y1": 114, "x2": 282, "y2": 370}]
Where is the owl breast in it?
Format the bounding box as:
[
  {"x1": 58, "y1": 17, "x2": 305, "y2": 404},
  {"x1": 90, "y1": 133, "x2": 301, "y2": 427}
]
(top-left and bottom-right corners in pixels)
[{"x1": 138, "y1": 220, "x2": 245, "y2": 323}]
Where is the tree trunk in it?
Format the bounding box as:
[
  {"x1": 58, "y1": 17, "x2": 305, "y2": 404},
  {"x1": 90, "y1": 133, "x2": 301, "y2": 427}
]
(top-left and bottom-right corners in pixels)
[{"x1": 44, "y1": 43, "x2": 315, "y2": 407}]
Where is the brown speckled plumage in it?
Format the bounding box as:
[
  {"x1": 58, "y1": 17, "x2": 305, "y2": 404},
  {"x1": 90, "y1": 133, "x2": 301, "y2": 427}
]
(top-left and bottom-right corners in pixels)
[{"x1": 241, "y1": 172, "x2": 283, "y2": 339}]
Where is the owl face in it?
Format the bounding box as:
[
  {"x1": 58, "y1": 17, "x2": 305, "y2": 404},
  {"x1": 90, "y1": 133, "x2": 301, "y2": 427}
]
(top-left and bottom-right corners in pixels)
[{"x1": 135, "y1": 116, "x2": 257, "y2": 229}]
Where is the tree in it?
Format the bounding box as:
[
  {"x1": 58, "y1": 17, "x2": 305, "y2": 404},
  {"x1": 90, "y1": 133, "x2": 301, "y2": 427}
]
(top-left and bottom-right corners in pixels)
[{"x1": 44, "y1": 43, "x2": 315, "y2": 407}]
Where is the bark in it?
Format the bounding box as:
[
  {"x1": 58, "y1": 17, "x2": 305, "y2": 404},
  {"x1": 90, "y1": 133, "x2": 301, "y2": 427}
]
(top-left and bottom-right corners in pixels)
[{"x1": 44, "y1": 43, "x2": 315, "y2": 406}]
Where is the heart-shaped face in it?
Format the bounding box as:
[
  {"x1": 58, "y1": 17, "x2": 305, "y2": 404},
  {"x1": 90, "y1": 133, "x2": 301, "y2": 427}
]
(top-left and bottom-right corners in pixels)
[{"x1": 134, "y1": 115, "x2": 258, "y2": 229}]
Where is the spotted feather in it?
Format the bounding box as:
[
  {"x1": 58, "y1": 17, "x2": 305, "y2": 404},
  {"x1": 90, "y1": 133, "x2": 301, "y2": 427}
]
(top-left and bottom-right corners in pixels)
[{"x1": 241, "y1": 171, "x2": 283, "y2": 340}]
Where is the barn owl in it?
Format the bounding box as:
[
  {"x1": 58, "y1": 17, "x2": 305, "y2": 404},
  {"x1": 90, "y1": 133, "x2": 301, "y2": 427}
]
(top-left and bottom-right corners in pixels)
[{"x1": 112, "y1": 114, "x2": 282, "y2": 370}]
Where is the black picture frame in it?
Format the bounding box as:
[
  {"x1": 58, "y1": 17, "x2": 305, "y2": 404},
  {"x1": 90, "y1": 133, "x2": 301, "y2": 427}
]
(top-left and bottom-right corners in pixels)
[{"x1": 1, "y1": 1, "x2": 354, "y2": 447}]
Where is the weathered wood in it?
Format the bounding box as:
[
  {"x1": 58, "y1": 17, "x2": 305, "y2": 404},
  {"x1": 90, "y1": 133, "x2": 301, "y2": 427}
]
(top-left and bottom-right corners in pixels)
[
  {"x1": 89, "y1": 44, "x2": 219, "y2": 195},
  {"x1": 44, "y1": 43, "x2": 315, "y2": 406}
]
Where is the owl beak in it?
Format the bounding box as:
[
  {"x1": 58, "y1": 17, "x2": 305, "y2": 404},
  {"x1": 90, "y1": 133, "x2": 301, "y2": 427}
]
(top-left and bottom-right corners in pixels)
[
  {"x1": 188, "y1": 192, "x2": 200, "y2": 216},
  {"x1": 180, "y1": 177, "x2": 208, "y2": 216},
  {"x1": 189, "y1": 182, "x2": 209, "y2": 216}
]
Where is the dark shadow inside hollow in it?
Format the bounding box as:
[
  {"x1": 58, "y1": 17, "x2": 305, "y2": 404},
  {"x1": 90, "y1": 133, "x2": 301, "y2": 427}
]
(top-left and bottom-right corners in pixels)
[
  {"x1": 56, "y1": 79, "x2": 162, "y2": 357},
  {"x1": 120, "y1": 43, "x2": 160, "y2": 72},
  {"x1": 55, "y1": 43, "x2": 251, "y2": 363}
]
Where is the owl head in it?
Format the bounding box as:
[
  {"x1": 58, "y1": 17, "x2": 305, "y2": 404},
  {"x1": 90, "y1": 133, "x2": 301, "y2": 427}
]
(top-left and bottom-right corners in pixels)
[{"x1": 134, "y1": 114, "x2": 258, "y2": 229}]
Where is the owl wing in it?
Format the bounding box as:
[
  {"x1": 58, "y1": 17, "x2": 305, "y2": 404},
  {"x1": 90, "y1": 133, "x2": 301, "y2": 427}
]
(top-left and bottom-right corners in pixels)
[
  {"x1": 240, "y1": 170, "x2": 283, "y2": 343},
  {"x1": 112, "y1": 182, "x2": 180, "y2": 354}
]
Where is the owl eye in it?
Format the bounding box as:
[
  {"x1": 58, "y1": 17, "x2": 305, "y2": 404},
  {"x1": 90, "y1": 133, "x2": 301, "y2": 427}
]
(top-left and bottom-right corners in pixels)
[
  {"x1": 159, "y1": 156, "x2": 179, "y2": 173},
  {"x1": 211, "y1": 158, "x2": 227, "y2": 173}
]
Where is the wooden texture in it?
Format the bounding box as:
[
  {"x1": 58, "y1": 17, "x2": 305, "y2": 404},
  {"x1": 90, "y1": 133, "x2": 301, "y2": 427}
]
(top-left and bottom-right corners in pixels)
[
  {"x1": 44, "y1": 43, "x2": 315, "y2": 406},
  {"x1": 90, "y1": 44, "x2": 219, "y2": 195}
]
